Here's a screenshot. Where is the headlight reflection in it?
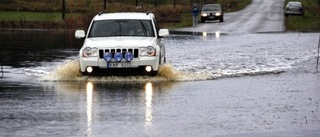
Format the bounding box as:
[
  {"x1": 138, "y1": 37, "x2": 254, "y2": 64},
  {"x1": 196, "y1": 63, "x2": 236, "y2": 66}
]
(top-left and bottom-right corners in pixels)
[
  {"x1": 202, "y1": 32, "x2": 208, "y2": 37},
  {"x1": 86, "y1": 82, "x2": 93, "y2": 137},
  {"x1": 215, "y1": 31, "x2": 220, "y2": 38},
  {"x1": 145, "y1": 82, "x2": 153, "y2": 128}
]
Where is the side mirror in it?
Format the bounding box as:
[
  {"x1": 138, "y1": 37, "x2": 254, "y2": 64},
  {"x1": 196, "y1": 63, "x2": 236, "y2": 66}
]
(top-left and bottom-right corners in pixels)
[
  {"x1": 75, "y1": 30, "x2": 86, "y2": 39},
  {"x1": 159, "y1": 29, "x2": 169, "y2": 37}
]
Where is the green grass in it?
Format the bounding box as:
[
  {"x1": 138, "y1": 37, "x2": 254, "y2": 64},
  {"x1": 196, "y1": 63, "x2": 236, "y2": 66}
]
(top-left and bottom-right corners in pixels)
[
  {"x1": 284, "y1": 0, "x2": 320, "y2": 32},
  {"x1": 163, "y1": 0, "x2": 252, "y2": 29},
  {"x1": 0, "y1": 0, "x2": 253, "y2": 29},
  {"x1": 218, "y1": 0, "x2": 252, "y2": 12},
  {"x1": 160, "y1": 13, "x2": 193, "y2": 29}
]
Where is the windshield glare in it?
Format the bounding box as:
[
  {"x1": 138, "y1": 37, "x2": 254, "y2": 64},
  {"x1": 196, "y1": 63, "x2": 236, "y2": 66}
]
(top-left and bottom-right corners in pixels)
[
  {"x1": 88, "y1": 20, "x2": 155, "y2": 37},
  {"x1": 202, "y1": 5, "x2": 221, "y2": 11}
]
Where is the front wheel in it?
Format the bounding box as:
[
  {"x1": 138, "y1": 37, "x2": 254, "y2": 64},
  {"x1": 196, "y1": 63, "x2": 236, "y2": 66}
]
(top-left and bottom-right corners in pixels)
[
  {"x1": 159, "y1": 52, "x2": 166, "y2": 65},
  {"x1": 220, "y1": 17, "x2": 224, "y2": 22},
  {"x1": 149, "y1": 71, "x2": 158, "y2": 76},
  {"x1": 201, "y1": 18, "x2": 205, "y2": 23}
]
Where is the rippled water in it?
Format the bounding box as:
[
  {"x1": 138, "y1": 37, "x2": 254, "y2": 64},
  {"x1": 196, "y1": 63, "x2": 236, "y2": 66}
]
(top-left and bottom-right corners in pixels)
[
  {"x1": 0, "y1": 30, "x2": 319, "y2": 82},
  {"x1": 1, "y1": 30, "x2": 320, "y2": 137}
]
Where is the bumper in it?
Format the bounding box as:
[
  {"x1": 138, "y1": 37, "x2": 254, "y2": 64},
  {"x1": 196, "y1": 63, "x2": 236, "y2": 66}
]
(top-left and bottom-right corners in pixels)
[
  {"x1": 201, "y1": 15, "x2": 222, "y2": 20},
  {"x1": 285, "y1": 10, "x2": 303, "y2": 15},
  {"x1": 80, "y1": 56, "x2": 160, "y2": 74}
]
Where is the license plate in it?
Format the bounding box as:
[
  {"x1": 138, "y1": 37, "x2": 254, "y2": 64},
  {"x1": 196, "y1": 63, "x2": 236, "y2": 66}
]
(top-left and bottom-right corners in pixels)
[
  {"x1": 108, "y1": 62, "x2": 131, "y2": 68},
  {"x1": 288, "y1": 11, "x2": 300, "y2": 14},
  {"x1": 208, "y1": 16, "x2": 215, "y2": 19}
]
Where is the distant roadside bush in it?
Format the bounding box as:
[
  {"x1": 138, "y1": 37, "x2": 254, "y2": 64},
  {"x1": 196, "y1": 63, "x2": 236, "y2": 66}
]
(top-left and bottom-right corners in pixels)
[{"x1": 0, "y1": 0, "x2": 253, "y2": 29}]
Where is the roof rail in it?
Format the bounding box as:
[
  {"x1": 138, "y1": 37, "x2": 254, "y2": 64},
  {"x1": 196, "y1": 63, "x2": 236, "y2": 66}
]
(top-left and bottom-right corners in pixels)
[
  {"x1": 146, "y1": 11, "x2": 153, "y2": 15},
  {"x1": 98, "y1": 12, "x2": 106, "y2": 16}
]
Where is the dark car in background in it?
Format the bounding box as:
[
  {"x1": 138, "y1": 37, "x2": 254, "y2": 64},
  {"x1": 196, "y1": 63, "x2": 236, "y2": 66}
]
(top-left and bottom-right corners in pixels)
[
  {"x1": 200, "y1": 4, "x2": 224, "y2": 23},
  {"x1": 284, "y1": 1, "x2": 304, "y2": 17}
]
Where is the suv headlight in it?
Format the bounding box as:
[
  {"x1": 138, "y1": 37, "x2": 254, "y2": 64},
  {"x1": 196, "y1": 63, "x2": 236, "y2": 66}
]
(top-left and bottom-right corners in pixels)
[
  {"x1": 215, "y1": 12, "x2": 221, "y2": 16},
  {"x1": 140, "y1": 46, "x2": 156, "y2": 56},
  {"x1": 82, "y1": 47, "x2": 98, "y2": 57}
]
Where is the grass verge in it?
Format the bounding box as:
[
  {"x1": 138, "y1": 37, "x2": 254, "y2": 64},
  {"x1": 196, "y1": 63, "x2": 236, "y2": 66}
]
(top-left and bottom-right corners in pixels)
[
  {"x1": 0, "y1": 0, "x2": 253, "y2": 30},
  {"x1": 284, "y1": 0, "x2": 320, "y2": 32},
  {"x1": 0, "y1": 11, "x2": 80, "y2": 21},
  {"x1": 161, "y1": 0, "x2": 252, "y2": 29}
]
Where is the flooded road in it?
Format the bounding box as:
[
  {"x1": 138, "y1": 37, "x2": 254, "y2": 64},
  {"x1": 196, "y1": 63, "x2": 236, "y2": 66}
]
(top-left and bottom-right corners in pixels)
[
  {"x1": 0, "y1": 30, "x2": 320, "y2": 137},
  {"x1": 176, "y1": 0, "x2": 285, "y2": 34}
]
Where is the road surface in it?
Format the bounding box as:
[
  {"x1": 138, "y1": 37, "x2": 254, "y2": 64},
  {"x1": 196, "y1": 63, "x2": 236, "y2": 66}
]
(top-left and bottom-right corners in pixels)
[{"x1": 176, "y1": 0, "x2": 285, "y2": 34}]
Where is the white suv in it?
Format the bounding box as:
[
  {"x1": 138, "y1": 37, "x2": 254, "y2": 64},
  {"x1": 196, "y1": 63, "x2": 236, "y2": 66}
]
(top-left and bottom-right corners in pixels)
[{"x1": 75, "y1": 12, "x2": 169, "y2": 76}]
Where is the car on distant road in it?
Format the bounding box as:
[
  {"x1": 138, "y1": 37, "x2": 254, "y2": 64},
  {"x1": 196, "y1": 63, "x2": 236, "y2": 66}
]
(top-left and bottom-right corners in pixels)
[
  {"x1": 200, "y1": 4, "x2": 224, "y2": 23},
  {"x1": 284, "y1": 1, "x2": 304, "y2": 17},
  {"x1": 75, "y1": 12, "x2": 169, "y2": 76}
]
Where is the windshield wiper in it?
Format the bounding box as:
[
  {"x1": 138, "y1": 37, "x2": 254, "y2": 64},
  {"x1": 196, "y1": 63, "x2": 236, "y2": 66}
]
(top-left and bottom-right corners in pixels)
[
  {"x1": 119, "y1": 21, "x2": 122, "y2": 36},
  {"x1": 139, "y1": 21, "x2": 148, "y2": 36}
]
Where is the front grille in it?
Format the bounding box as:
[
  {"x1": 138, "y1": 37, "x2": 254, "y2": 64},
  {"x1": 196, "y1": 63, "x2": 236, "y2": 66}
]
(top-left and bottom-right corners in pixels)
[{"x1": 99, "y1": 48, "x2": 139, "y2": 59}]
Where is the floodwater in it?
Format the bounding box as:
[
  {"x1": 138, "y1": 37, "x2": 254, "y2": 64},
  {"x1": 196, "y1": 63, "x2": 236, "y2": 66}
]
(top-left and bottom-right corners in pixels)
[
  {"x1": 1, "y1": 30, "x2": 318, "y2": 81},
  {"x1": 0, "y1": 30, "x2": 320, "y2": 137}
]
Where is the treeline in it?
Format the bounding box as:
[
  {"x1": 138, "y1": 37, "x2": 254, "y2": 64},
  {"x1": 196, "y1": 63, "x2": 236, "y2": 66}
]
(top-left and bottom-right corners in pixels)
[
  {"x1": 0, "y1": 0, "x2": 247, "y2": 12},
  {"x1": 1, "y1": 0, "x2": 188, "y2": 12},
  {"x1": 0, "y1": 0, "x2": 252, "y2": 29}
]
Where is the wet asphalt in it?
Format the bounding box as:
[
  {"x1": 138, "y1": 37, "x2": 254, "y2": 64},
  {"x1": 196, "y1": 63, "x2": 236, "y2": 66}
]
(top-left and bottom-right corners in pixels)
[{"x1": 1, "y1": 0, "x2": 320, "y2": 136}]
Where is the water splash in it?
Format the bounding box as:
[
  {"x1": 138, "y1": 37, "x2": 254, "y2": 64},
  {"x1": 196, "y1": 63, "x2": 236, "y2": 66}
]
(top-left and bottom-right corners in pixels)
[
  {"x1": 39, "y1": 59, "x2": 184, "y2": 82},
  {"x1": 39, "y1": 58, "x2": 285, "y2": 82},
  {"x1": 158, "y1": 64, "x2": 183, "y2": 80},
  {"x1": 40, "y1": 59, "x2": 82, "y2": 81}
]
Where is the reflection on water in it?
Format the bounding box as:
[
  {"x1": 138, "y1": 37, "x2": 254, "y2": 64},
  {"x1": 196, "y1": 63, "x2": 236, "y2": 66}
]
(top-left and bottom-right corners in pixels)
[
  {"x1": 0, "y1": 30, "x2": 83, "y2": 68},
  {"x1": 145, "y1": 82, "x2": 153, "y2": 128},
  {"x1": 1, "y1": 30, "x2": 319, "y2": 137},
  {"x1": 202, "y1": 32, "x2": 207, "y2": 37},
  {"x1": 86, "y1": 82, "x2": 93, "y2": 137},
  {"x1": 1, "y1": 30, "x2": 318, "y2": 82},
  {"x1": 41, "y1": 81, "x2": 172, "y2": 136}
]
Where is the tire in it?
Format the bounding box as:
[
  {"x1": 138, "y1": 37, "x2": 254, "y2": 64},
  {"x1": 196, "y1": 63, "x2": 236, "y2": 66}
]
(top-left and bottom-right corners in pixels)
[
  {"x1": 159, "y1": 53, "x2": 166, "y2": 65},
  {"x1": 82, "y1": 72, "x2": 87, "y2": 76},
  {"x1": 201, "y1": 18, "x2": 205, "y2": 23},
  {"x1": 220, "y1": 17, "x2": 224, "y2": 22},
  {"x1": 82, "y1": 72, "x2": 92, "y2": 76},
  {"x1": 150, "y1": 71, "x2": 158, "y2": 76}
]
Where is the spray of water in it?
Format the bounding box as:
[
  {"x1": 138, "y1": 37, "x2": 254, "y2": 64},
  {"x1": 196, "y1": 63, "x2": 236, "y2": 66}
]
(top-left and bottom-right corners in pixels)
[
  {"x1": 55, "y1": 59, "x2": 83, "y2": 80},
  {"x1": 157, "y1": 64, "x2": 183, "y2": 80},
  {"x1": 40, "y1": 59, "x2": 82, "y2": 81},
  {"x1": 40, "y1": 59, "x2": 190, "y2": 82},
  {"x1": 40, "y1": 59, "x2": 285, "y2": 82}
]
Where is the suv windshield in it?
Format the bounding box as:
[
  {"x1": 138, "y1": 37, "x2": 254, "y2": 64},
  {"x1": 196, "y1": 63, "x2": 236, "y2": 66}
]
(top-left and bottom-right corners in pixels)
[{"x1": 88, "y1": 20, "x2": 155, "y2": 37}]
